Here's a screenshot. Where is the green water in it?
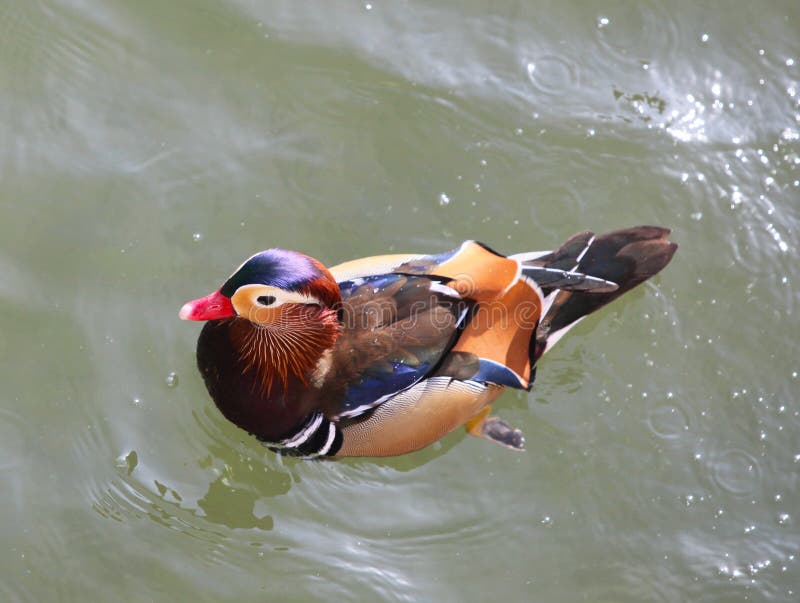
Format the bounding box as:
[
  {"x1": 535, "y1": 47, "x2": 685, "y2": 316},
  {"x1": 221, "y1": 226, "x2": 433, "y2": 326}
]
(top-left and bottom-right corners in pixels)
[{"x1": 2, "y1": 1, "x2": 798, "y2": 601}]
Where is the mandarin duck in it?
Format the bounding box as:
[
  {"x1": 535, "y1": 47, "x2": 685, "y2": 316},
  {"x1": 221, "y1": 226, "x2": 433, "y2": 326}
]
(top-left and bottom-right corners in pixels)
[{"x1": 180, "y1": 226, "x2": 676, "y2": 458}]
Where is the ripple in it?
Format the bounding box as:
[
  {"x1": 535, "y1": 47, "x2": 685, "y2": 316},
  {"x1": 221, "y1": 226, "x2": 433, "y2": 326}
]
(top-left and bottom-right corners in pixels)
[
  {"x1": 594, "y1": 1, "x2": 679, "y2": 66},
  {"x1": 647, "y1": 402, "x2": 690, "y2": 440},
  {"x1": 91, "y1": 447, "x2": 283, "y2": 536},
  {"x1": 710, "y1": 449, "x2": 762, "y2": 496},
  {"x1": 525, "y1": 55, "x2": 578, "y2": 96}
]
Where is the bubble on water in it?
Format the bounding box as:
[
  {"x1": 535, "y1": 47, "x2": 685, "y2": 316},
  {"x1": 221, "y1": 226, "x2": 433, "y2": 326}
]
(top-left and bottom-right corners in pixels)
[
  {"x1": 192, "y1": 233, "x2": 202, "y2": 242},
  {"x1": 540, "y1": 515, "x2": 553, "y2": 526},
  {"x1": 778, "y1": 513, "x2": 790, "y2": 525},
  {"x1": 787, "y1": 58, "x2": 795, "y2": 67},
  {"x1": 701, "y1": 33, "x2": 709, "y2": 43},
  {"x1": 166, "y1": 371, "x2": 179, "y2": 388},
  {"x1": 597, "y1": 16, "x2": 610, "y2": 28},
  {"x1": 438, "y1": 193, "x2": 451, "y2": 206},
  {"x1": 691, "y1": 212, "x2": 703, "y2": 221},
  {"x1": 132, "y1": 397, "x2": 142, "y2": 407}
]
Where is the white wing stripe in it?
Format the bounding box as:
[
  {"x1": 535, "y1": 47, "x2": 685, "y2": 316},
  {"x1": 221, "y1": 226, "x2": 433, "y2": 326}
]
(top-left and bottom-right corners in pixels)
[
  {"x1": 282, "y1": 412, "x2": 323, "y2": 447},
  {"x1": 316, "y1": 423, "x2": 337, "y2": 456}
]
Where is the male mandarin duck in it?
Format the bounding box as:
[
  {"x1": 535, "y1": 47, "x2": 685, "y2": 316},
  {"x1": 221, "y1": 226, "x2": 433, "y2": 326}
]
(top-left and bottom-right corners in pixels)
[{"x1": 180, "y1": 226, "x2": 676, "y2": 458}]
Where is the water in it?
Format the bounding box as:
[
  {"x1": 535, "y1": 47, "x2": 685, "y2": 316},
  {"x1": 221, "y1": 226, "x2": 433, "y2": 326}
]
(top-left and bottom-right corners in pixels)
[{"x1": 1, "y1": 1, "x2": 798, "y2": 601}]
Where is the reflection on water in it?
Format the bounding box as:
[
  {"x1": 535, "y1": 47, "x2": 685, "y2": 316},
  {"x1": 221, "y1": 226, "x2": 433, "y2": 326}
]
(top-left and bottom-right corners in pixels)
[{"x1": 1, "y1": 0, "x2": 799, "y2": 601}]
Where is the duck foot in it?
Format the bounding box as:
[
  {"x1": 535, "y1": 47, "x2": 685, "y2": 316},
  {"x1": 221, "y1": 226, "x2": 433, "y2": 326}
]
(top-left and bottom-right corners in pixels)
[{"x1": 465, "y1": 406, "x2": 526, "y2": 451}]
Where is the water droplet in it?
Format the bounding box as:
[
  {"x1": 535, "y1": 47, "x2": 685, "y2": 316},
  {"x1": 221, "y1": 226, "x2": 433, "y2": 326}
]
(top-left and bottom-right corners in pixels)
[
  {"x1": 540, "y1": 515, "x2": 553, "y2": 526},
  {"x1": 192, "y1": 233, "x2": 202, "y2": 242},
  {"x1": 597, "y1": 16, "x2": 610, "y2": 28},
  {"x1": 132, "y1": 397, "x2": 142, "y2": 407},
  {"x1": 166, "y1": 372, "x2": 179, "y2": 388},
  {"x1": 691, "y1": 212, "x2": 703, "y2": 221},
  {"x1": 701, "y1": 33, "x2": 709, "y2": 43},
  {"x1": 787, "y1": 58, "x2": 795, "y2": 67},
  {"x1": 365, "y1": 2, "x2": 372, "y2": 9},
  {"x1": 438, "y1": 193, "x2": 451, "y2": 206},
  {"x1": 778, "y1": 513, "x2": 790, "y2": 525}
]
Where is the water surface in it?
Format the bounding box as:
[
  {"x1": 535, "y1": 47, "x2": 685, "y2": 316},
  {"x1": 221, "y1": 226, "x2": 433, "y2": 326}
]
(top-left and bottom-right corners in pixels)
[{"x1": 1, "y1": 1, "x2": 798, "y2": 601}]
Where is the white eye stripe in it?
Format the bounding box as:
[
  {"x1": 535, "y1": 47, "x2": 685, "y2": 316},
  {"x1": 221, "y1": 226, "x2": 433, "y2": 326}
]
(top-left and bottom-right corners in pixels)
[{"x1": 232, "y1": 284, "x2": 323, "y2": 310}]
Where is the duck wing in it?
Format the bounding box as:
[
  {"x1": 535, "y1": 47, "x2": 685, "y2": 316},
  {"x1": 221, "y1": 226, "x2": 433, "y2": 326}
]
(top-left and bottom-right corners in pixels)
[{"x1": 324, "y1": 273, "x2": 471, "y2": 418}]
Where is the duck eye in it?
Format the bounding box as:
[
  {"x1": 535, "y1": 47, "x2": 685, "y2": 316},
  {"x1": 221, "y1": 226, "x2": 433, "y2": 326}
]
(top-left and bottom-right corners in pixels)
[{"x1": 257, "y1": 295, "x2": 277, "y2": 306}]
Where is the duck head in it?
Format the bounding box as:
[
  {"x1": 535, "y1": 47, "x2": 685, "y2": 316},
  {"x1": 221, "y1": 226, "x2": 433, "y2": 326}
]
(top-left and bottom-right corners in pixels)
[{"x1": 180, "y1": 249, "x2": 342, "y2": 392}]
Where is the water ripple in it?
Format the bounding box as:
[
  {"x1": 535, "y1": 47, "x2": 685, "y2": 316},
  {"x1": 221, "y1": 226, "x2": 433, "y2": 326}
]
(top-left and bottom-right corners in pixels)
[
  {"x1": 525, "y1": 55, "x2": 578, "y2": 97},
  {"x1": 594, "y1": 0, "x2": 680, "y2": 67},
  {"x1": 692, "y1": 445, "x2": 763, "y2": 498},
  {"x1": 646, "y1": 401, "x2": 691, "y2": 440}
]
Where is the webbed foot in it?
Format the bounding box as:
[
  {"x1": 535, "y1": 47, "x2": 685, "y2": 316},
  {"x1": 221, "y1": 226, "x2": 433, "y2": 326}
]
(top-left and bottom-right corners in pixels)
[{"x1": 465, "y1": 406, "x2": 526, "y2": 451}]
